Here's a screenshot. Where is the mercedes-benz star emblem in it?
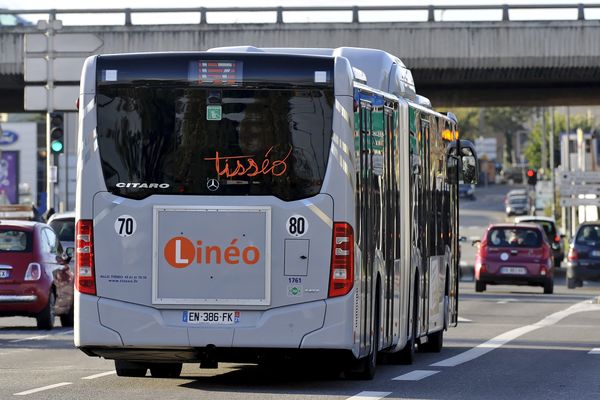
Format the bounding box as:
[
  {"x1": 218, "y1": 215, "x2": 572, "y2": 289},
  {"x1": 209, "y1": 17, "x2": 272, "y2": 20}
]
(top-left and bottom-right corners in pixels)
[{"x1": 207, "y1": 179, "x2": 220, "y2": 191}]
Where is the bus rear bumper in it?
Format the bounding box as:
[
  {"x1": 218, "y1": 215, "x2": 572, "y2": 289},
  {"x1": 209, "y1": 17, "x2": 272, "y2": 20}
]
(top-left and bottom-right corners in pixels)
[{"x1": 76, "y1": 293, "x2": 356, "y2": 361}]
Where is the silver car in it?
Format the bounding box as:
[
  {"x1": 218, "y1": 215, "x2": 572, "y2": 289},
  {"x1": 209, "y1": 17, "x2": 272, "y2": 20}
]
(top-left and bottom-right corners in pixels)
[
  {"x1": 47, "y1": 211, "x2": 75, "y2": 253},
  {"x1": 506, "y1": 196, "x2": 529, "y2": 216}
]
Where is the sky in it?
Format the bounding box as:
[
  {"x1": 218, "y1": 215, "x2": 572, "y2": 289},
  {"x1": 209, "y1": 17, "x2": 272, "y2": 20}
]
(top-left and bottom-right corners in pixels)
[{"x1": 5, "y1": 0, "x2": 600, "y2": 25}]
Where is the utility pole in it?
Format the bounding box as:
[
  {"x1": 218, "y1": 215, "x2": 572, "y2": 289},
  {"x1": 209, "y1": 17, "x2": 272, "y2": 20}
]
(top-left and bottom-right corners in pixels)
[
  {"x1": 550, "y1": 107, "x2": 556, "y2": 221},
  {"x1": 41, "y1": 13, "x2": 62, "y2": 213},
  {"x1": 541, "y1": 107, "x2": 547, "y2": 178}
]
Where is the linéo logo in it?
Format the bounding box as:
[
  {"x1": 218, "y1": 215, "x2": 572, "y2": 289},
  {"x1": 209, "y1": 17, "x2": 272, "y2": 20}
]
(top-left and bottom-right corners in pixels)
[{"x1": 163, "y1": 237, "x2": 261, "y2": 268}]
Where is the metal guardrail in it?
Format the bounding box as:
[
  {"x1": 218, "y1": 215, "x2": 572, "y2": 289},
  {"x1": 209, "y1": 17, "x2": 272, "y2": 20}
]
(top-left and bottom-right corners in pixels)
[{"x1": 3, "y1": 4, "x2": 600, "y2": 25}]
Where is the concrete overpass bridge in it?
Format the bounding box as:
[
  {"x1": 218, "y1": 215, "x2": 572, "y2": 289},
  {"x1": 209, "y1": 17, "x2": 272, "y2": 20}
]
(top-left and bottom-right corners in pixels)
[{"x1": 2, "y1": 3, "x2": 600, "y2": 111}]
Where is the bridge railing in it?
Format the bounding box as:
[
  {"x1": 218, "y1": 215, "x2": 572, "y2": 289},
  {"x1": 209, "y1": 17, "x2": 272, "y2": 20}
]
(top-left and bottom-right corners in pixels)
[{"x1": 4, "y1": 3, "x2": 600, "y2": 26}]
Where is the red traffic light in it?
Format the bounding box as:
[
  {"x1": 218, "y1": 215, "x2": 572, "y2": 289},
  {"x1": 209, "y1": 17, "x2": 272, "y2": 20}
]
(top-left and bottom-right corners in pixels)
[{"x1": 527, "y1": 169, "x2": 535, "y2": 177}]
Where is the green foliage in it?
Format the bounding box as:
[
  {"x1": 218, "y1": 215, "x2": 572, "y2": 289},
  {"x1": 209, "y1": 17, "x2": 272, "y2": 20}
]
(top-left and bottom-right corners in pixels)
[
  {"x1": 483, "y1": 107, "x2": 532, "y2": 134},
  {"x1": 452, "y1": 108, "x2": 479, "y2": 140},
  {"x1": 524, "y1": 112, "x2": 597, "y2": 170}
]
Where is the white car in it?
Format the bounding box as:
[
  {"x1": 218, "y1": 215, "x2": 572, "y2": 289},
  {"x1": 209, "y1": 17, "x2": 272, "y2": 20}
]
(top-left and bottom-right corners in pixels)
[{"x1": 47, "y1": 211, "x2": 75, "y2": 252}]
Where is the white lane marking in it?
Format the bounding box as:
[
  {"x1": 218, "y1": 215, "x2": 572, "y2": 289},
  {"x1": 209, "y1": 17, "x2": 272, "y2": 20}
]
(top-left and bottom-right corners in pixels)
[
  {"x1": 346, "y1": 391, "x2": 391, "y2": 400},
  {"x1": 392, "y1": 370, "x2": 440, "y2": 381},
  {"x1": 432, "y1": 299, "x2": 600, "y2": 367},
  {"x1": 82, "y1": 371, "x2": 116, "y2": 380},
  {"x1": 497, "y1": 299, "x2": 517, "y2": 304},
  {"x1": 14, "y1": 382, "x2": 72, "y2": 396},
  {"x1": 8, "y1": 329, "x2": 72, "y2": 343},
  {"x1": 9, "y1": 335, "x2": 50, "y2": 343},
  {"x1": 458, "y1": 316, "x2": 472, "y2": 322},
  {"x1": 589, "y1": 348, "x2": 600, "y2": 355},
  {"x1": 0, "y1": 349, "x2": 33, "y2": 356}
]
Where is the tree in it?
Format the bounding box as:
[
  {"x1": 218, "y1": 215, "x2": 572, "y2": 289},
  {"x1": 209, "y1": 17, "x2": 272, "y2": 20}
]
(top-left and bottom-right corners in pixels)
[
  {"x1": 524, "y1": 112, "x2": 597, "y2": 172},
  {"x1": 452, "y1": 108, "x2": 479, "y2": 141}
]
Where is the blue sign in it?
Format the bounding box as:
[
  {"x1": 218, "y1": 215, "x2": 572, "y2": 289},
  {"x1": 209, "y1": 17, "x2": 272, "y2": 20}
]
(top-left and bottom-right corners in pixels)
[{"x1": 0, "y1": 130, "x2": 18, "y2": 146}]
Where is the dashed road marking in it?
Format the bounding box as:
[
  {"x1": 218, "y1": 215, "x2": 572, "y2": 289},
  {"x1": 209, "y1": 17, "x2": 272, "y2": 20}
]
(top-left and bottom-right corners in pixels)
[
  {"x1": 457, "y1": 316, "x2": 472, "y2": 322},
  {"x1": 82, "y1": 371, "x2": 116, "y2": 380},
  {"x1": 14, "y1": 382, "x2": 72, "y2": 396},
  {"x1": 9, "y1": 335, "x2": 51, "y2": 343},
  {"x1": 8, "y1": 329, "x2": 72, "y2": 343},
  {"x1": 346, "y1": 391, "x2": 391, "y2": 400},
  {"x1": 589, "y1": 348, "x2": 600, "y2": 355},
  {"x1": 392, "y1": 370, "x2": 440, "y2": 381},
  {"x1": 431, "y1": 298, "x2": 600, "y2": 367},
  {"x1": 497, "y1": 299, "x2": 517, "y2": 304}
]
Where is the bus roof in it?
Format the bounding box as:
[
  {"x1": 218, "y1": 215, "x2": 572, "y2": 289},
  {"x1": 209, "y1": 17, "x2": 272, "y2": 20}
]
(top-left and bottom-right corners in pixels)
[{"x1": 209, "y1": 46, "x2": 417, "y2": 101}]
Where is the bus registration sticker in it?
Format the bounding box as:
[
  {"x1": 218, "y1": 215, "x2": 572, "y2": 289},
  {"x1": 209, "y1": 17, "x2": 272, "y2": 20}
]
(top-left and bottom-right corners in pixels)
[
  {"x1": 183, "y1": 311, "x2": 240, "y2": 324},
  {"x1": 206, "y1": 105, "x2": 222, "y2": 121}
]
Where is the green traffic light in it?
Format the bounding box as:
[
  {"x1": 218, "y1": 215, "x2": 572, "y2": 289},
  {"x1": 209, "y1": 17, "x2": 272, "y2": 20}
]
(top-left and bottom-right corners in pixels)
[{"x1": 51, "y1": 140, "x2": 64, "y2": 153}]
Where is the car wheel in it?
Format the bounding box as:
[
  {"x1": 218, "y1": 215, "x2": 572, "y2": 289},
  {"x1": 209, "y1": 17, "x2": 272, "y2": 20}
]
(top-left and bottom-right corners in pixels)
[
  {"x1": 115, "y1": 360, "x2": 147, "y2": 377},
  {"x1": 36, "y1": 292, "x2": 55, "y2": 330},
  {"x1": 60, "y1": 303, "x2": 74, "y2": 327},
  {"x1": 543, "y1": 279, "x2": 554, "y2": 294},
  {"x1": 475, "y1": 280, "x2": 486, "y2": 292},
  {"x1": 567, "y1": 277, "x2": 576, "y2": 289}
]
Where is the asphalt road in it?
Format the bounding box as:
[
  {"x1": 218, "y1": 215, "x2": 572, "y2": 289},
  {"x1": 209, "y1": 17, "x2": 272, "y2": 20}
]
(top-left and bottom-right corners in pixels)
[{"x1": 1, "y1": 184, "x2": 599, "y2": 399}]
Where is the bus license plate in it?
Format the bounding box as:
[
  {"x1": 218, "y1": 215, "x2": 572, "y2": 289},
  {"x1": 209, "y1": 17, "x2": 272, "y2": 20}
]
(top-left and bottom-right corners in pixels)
[
  {"x1": 0, "y1": 270, "x2": 9, "y2": 279},
  {"x1": 501, "y1": 267, "x2": 526, "y2": 275},
  {"x1": 183, "y1": 311, "x2": 240, "y2": 325}
]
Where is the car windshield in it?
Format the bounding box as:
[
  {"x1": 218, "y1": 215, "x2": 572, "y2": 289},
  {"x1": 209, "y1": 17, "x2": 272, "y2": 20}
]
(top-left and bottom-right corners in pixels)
[
  {"x1": 49, "y1": 219, "x2": 75, "y2": 243},
  {"x1": 488, "y1": 227, "x2": 542, "y2": 248},
  {"x1": 0, "y1": 229, "x2": 31, "y2": 252},
  {"x1": 575, "y1": 225, "x2": 600, "y2": 247},
  {"x1": 519, "y1": 220, "x2": 555, "y2": 238},
  {"x1": 509, "y1": 197, "x2": 527, "y2": 205}
]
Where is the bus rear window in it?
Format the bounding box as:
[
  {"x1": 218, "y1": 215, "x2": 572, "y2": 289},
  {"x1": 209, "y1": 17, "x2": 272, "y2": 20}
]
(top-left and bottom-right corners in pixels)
[{"x1": 96, "y1": 86, "x2": 334, "y2": 201}]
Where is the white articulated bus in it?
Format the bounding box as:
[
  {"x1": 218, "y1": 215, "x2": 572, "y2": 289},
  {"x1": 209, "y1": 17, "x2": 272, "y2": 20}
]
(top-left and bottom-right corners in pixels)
[{"x1": 75, "y1": 47, "x2": 478, "y2": 379}]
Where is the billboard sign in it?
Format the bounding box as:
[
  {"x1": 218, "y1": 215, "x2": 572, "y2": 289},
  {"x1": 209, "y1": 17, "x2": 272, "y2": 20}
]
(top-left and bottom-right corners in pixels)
[{"x1": 0, "y1": 151, "x2": 19, "y2": 204}]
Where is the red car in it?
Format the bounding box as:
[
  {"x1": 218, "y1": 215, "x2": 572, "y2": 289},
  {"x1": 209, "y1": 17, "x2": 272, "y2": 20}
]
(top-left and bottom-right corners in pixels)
[
  {"x1": 474, "y1": 223, "x2": 554, "y2": 294},
  {"x1": 0, "y1": 221, "x2": 74, "y2": 329}
]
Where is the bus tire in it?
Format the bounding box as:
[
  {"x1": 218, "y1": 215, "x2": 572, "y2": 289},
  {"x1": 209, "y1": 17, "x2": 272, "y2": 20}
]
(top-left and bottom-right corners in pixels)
[
  {"x1": 115, "y1": 360, "x2": 147, "y2": 377},
  {"x1": 420, "y1": 329, "x2": 443, "y2": 353},
  {"x1": 36, "y1": 291, "x2": 55, "y2": 330},
  {"x1": 149, "y1": 363, "x2": 182, "y2": 378}
]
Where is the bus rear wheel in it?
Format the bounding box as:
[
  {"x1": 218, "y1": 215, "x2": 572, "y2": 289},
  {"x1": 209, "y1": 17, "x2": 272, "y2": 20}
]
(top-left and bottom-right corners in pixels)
[
  {"x1": 115, "y1": 360, "x2": 147, "y2": 377},
  {"x1": 149, "y1": 363, "x2": 182, "y2": 378}
]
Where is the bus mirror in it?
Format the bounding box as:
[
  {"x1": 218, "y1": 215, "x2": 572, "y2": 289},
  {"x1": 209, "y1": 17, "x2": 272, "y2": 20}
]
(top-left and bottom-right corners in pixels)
[
  {"x1": 461, "y1": 155, "x2": 478, "y2": 184},
  {"x1": 456, "y1": 140, "x2": 479, "y2": 185},
  {"x1": 446, "y1": 156, "x2": 459, "y2": 184}
]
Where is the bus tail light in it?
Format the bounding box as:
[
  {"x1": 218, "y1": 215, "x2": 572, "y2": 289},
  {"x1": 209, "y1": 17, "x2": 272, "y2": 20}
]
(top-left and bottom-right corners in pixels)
[
  {"x1": 329, "y1": 222, "x2": 354, "y2": 298},
  {"x1": 76, "y1": 219, "x2": 96, "y2": 296}
]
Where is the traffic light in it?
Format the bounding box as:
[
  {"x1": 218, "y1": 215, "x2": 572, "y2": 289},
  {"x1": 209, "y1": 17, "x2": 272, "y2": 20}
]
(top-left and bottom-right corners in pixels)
[
  {"x1": 526, "y1": 169, "x2": 537, "y2": 186},
  {"x1": 49, "y1": 112, "x2": 64, "y2": 154}
]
